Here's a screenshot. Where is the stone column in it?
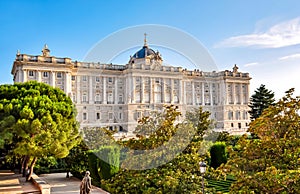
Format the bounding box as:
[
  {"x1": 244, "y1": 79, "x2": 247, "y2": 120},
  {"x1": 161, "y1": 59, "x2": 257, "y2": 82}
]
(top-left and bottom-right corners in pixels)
[
  {"x1": 192, "y1": 81, "x2": 195, "y2": 105},
  {"x1": 183, "y1": 81, "x2": 186, "y2": 104},
  {"x1": 131, "y1": 77, "x2": 135, "y2": 103},
  {"x1": 125, "y1": 76, "x2": 129, "y2": 103},
  {"x1": 65, "y1": 72, "x2": 71, "y2": 96},
  {"x1": 141, "y1": 77, "x2": 144, "y2": 103},
  {"x1": 51, "y1": 72, "x2": 55, "y2": 87},
  {"x1": 232, "y1": 83, "x2": 235, "y2": 104},
  {"x1": 150, "y1": 78, "x2": 154, "y2": 103},
  {"x1": 114, "y1": 77, "x2": 118, "y2": 104},
  {"x1": 239, "y1": 83, "x2": 242, "y2": 104},
  {"x1": 103, "y1": 77, "x2": 107, "y2": 104},
  {"x1": 89, "y1": 76, "x2": 93, "y2": 104},
  {"x1": 37, "y1": 71, "x2": 42, "y2": 82},
  {"x1": 162, "y1": 78, "x2": 165, "y2": 103},
  {"x1": 210, "y1": 83, "x2": 213, "y2": 106},
  {"x1": 23, "y1": 69, "x2": 27, "y2": 82},
  {"x1": 246, "y1": 83, "x2": 250, "y2": 104},
  {"x1": 76, "y1": 75, "x2": 80, "y2": 104},
  {"x1": 178, "y1": 79, "x2": 182, "y2": 103}
]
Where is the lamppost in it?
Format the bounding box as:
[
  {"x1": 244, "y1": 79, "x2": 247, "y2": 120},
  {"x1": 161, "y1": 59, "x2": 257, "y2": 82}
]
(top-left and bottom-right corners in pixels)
[{"x1": 199, "y1": 161, "x2": 207, "y2": 194}]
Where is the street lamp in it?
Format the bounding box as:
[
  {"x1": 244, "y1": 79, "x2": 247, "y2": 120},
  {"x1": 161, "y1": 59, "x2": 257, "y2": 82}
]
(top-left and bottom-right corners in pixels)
[{"x1": 199, "y1": 161, "x2": 207, "y2": 194}]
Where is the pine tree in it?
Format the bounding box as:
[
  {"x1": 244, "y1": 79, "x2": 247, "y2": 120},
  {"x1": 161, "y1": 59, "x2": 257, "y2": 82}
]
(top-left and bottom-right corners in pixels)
[
  {"x1": 0, "y1": 81, "x2": 80, "y2": 180},
  {"x1": 249, "y1": 84, "x2": 275, "y2": 120}
]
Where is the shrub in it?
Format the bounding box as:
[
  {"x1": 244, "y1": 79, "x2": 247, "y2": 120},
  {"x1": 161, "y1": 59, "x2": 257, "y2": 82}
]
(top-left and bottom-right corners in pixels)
[
  {"x1": 210, "y1": 142, "x2": 227, "y2": 169},
  {"x1": 95, "y1": 146, "x2": 120, "y2": 180}
]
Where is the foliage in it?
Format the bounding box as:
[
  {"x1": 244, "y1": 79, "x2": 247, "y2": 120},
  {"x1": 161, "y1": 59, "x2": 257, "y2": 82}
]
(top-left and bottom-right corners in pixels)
[
  {"x1": 88, "y1": 151, "x2": 101, "y2": 186},
  {"x1": 224, "y1": 88, "x2": 300, "y2": 193},
  {"x1": 0, "y1": 81, "x2": 80, "y2": 180},
  {"x1": 210, "y1": 142, "x2": 227, "y2": 169},
  {"x1": 65, "y1": 140, "x2": 89, "y2": 179},
  {"x1": 102, "y1": 106, "x2": 215, "y2": 193},
  {"x1": 96, "y1": 146, "x2": 120, "y2": 180},
  {"x1": 249, "y1": 84, "x2": 275, "y2": 120}
]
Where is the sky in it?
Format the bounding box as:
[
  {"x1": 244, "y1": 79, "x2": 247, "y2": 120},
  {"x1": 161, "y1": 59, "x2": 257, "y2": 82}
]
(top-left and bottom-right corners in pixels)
[{"x1": 1, "y1": 0, "x2": 300, "y2": 99}]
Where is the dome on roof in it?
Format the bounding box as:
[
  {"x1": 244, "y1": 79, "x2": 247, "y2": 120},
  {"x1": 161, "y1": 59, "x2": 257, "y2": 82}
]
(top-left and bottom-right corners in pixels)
[{"x1": 132, "y1": 45, "x2": 156, "y2": 59}]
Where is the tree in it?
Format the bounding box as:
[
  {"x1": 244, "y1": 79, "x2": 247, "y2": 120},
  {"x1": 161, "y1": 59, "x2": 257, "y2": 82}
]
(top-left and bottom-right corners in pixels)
[
  {"x1": 210, "y1": 142, "x2": 227, "y2": 169},
  {"x1": 101, "y1": 106, "x2": 216, "y2": 193},
  {"x1": 224, "y1": 88, "x2": 300, "y2": 193},
  {"x1": 0, "y1": 81, "x2": 80, "y2": 180},
  {"x1": 249, "y1": 84, "x2": 275, "y2": 120}
]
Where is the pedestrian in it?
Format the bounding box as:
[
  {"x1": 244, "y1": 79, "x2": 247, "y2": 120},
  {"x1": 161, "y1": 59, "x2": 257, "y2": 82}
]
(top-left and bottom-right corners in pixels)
[{"x1": 80, "y1": 171, "x2": 92, "y2": 194}]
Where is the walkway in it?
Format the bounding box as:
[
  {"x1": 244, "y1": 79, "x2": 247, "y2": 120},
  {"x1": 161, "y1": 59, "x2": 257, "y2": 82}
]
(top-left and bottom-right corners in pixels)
[
  {"x1": 0, "y1": 170, "x2": 40, "y2": 194},
  {"x1": 0, "y1": 171, "x2": 109, "y2": 194},
  {"x1": 39, "y1": 173, "x2": 109, "y2": 194}
]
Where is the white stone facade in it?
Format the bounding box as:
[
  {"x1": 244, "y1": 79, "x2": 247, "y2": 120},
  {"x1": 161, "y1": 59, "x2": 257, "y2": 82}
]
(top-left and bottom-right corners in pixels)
[{"x1": 11, "y1": 44, "x2": 251, "y2": 135}]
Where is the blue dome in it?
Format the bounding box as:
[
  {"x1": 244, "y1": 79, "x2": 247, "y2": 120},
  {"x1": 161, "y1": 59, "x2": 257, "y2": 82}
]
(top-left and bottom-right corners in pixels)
[{"x1": 132, "y1": 45, "x2": 156, "y2": 59}]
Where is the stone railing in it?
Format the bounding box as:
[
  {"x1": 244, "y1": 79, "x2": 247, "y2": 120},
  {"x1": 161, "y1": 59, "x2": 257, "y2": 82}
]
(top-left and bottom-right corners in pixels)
[
  {"x1": 31, "y1": 173, "x2": 51, "y2": 194},
  {"x1": 16, "y1": 54, "x2": 71, "y2": 64}
]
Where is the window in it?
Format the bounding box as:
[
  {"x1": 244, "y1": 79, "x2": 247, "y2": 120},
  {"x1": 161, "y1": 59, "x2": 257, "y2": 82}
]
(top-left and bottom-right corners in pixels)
[
  {"x1": 95, "y1": 93, "x2": 101, "y2": 103},
  {"x1": 96, "y1": 77, "x2": 100, "y2": 82},
  {"x1": 228, "y1": 111, "x2": 233, "y2": 120},
  {"x1": 119, "y1": 112, "x2": 123, "y2": 120},
  {"x1": 119, "y1": 95, "x2": 123, "y2": 103},
  {"x1": 83, "y1": 113, "x2": 87, "y2": 120},
  {"x1": 82, "y1": 93, "x2": 87, "y2": 102},
  {"x1": 109, "y1": 112, "x2": 113, "y2": 120},
  {"x1": 108, "y1": 93, "x2": 113, "y2": 103},
  {"x1": 238, "y1": 123, "x2": 241, "y2": 129},
  {"x1": 231, "y1": 123, "x2": 234, "y2": 128},
  {"x1": 43, "y1": 72, "x2": 48, "y2": 77},
  {"x1": 57, "y1": 72, "x2": 62, "y2": 78},
  {"x1": 236, "y1": 111, "x2": 241, "y2": 120},
  {"x1": 108, "y1": 77, "x2": 113, "y2": 83},
  {"x1": 29, "y1": 71, "x2": 34, "y2": 77},
  {"x1": 72, "y1": 93, "x2": 76, "y2": 102},
  {"x1": 82, "y1": 76, "x2": 87, "y2": 81},
  {"x1": 96, "y1": 113, "x2": 100, "y2": 120},
  {"x1": 71, "y1": 76, "x2": 75, "y2": 81},
  {"x1": 137, "y1": 112, "x2": 141, "y2": 119}
]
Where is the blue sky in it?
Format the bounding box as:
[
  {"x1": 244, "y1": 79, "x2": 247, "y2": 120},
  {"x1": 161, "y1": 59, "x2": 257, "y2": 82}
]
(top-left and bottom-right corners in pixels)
[{"x1": 1, "y1": 0, "x2": 300, "y2": 98}]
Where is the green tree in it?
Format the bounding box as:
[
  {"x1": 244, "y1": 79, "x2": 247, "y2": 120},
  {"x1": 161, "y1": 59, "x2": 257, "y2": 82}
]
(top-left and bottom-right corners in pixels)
[
  {"x1": 102, "y1": 106, "x2": 215, "y2": 193},
  {"x1": 210, "y1": 142, "x2": 227, "y2": 169},
  {"x1": 0, "y1": 81, "x2": 80, "y2": 180},
  {"x1": 249, "y1": 84, "x2": 275, "y2": 120},
  {"x1": 224, "y1": 88, "x2": 300, "y2": 193}
]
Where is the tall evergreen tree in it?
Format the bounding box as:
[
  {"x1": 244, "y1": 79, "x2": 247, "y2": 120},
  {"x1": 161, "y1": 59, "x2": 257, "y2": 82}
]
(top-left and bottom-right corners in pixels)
[
  {"x1": 249, "y1": 84, "x2": 275, "y2": 120},
  {"x1": 0, "y1": 81, "x2": 80, "y2": 180}
]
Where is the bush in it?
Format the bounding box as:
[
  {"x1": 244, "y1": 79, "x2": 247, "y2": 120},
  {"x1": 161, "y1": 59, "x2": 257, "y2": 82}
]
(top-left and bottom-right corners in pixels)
[
  {"x1": 210, "y1": 142, "x2": 227, "y2": 169},
  {"x1": 94, "y1": 146, "x2": 120, "y2": 180},
  {"x1": 87, "y1": 151, "x2": 101, "y2": 186},
  {"x1": 66, "y1": 141, "x2": 89, "y2": 179}
]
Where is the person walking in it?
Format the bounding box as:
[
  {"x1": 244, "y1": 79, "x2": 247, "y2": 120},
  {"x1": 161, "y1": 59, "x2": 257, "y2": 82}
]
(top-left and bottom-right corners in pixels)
[{"x1": 80, "y1": 171, "x2": 92, "y2": 194}]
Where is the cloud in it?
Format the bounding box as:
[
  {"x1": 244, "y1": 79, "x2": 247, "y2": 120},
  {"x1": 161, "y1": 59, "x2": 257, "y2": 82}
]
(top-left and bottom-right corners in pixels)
[
  {"x1": 244, "y1": 62, "x2": 258, "y2": 67},
  {"x1": 216, "y1": 17, "x2": 300, "y2": 48},
  {"x1": 279, "y1": 53, "x2": 300, "y2": 60}
]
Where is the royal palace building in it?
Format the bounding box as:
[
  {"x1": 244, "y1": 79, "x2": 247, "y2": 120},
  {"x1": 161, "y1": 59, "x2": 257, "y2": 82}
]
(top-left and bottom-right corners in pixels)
[{"x1": 11, "y1": 40, "x2": 251, "y2": 135}]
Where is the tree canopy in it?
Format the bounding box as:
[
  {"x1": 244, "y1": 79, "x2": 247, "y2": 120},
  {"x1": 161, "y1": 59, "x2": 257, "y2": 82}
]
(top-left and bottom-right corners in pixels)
[
  {"x1": 0, "y1": 81, "x2": 80, "y2": 180},
  {"x1": 101, "y1": 106, "x2": 216, "y2": 193},
  {"x1": 249, "y1": 84, "x2": 275, "y2": 120},
  {"x1": 224, "y1": 88, "x2": 300, "y2": 193}
]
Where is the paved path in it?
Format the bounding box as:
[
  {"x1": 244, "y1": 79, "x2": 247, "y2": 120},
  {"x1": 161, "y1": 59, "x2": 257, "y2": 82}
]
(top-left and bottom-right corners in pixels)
[
  {"x1": 0, "y1": 170, "x2": 40, "y2": 194},
  {"x1": 39, "y1": 173, "x2": 109, "y2": 194}
]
